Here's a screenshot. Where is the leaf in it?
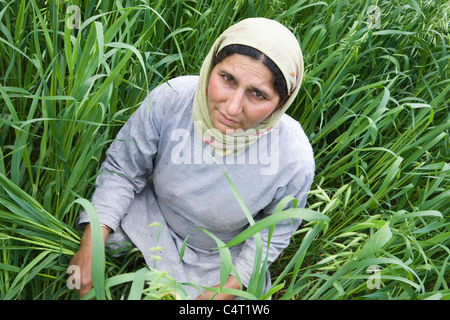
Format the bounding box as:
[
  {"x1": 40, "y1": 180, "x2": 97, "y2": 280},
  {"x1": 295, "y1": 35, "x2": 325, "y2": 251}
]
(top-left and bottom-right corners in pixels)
[
  {"x1": 197, "y1": 228, "x2": 232, "y2": 289},
  {"x1": 71, "y1": 198, "x2": 106, "y2": 300},
  {"x1": 348, "y1": 173, "x2": 380, "y2": 206},
  {"x1": 128, "y1": 267, "x2": 147, "y2": 300},
  {"x1": 354, "y1": 221, "x2": 392, "y2": 260},
  {"x1": 225, "y1": 208, "x2": 329, "y2": 248}
]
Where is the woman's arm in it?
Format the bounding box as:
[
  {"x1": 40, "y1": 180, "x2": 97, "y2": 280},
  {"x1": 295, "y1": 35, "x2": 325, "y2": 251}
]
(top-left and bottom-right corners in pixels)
[
  {"x1": 72, "y1": 91, "x2": 165, "y2": 297},
  {"x1": 77, "y1": 85, "x2": 166, "y2": 231},
  {"x1": 69, "y1": 223, "x2": 111, "y2": 298}
]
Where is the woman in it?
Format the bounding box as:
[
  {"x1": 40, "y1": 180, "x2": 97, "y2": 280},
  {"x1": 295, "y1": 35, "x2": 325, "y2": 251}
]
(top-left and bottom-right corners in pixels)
[{"x1": 71, "y1": 17, "x2": 315, "y2": 300}]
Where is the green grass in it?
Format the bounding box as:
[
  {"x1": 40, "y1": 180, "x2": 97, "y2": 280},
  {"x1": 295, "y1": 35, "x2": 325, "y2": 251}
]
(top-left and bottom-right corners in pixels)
[{"x1": 0, "y1": 0, "x2": 448, "y2": 300}]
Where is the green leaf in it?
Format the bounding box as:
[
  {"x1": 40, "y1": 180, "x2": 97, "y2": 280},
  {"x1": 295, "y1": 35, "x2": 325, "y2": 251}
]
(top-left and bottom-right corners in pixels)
[
  {"x1": 71, "y1": 198, "x2": 106, "y2": 300},
  {"x1": 225, "y1": 208, "x2": 329, "y2": 248},
  {"x1": 354, "y1": 221, "x2": 392, "y2": 260}
]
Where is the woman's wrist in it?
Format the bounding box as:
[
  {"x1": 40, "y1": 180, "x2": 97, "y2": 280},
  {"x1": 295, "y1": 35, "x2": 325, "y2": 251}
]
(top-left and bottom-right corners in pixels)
[
  {"x1": 100, "y1": 224, "x2": 112, "y2": 232},
  {"x1": 83, "y1": 223, "x2": 111, "y2": 243}
]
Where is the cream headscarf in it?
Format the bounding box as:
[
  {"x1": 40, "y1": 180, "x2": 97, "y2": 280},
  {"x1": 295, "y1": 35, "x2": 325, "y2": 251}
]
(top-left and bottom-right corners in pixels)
[{"x1": 192, "y1": 17, "x2": 304, "y2": 156}]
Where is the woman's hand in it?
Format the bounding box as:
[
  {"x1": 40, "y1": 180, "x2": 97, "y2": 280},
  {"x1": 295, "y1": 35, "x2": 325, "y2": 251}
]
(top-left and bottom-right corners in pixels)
[
  {"x1": 69, "y1": 224, "x2": 111, "y2": 298},
  {"x1": 196, "y1": 275, "x2": 240, "y2": 300}
]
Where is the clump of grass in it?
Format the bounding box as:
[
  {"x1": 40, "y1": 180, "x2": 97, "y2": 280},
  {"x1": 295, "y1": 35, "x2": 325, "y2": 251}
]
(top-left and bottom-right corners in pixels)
[
  {"x1": 0, "y1": 0, "x2": 448, "y2": 300},
  {"x1": 271, "y1": 0, "x2": 449, "y2": 300}
]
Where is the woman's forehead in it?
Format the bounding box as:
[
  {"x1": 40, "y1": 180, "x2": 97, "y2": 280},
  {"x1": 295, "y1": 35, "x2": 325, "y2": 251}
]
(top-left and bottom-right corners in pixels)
[{"x1": 215, "y1": 54, "x2": 275, "y2": 90}]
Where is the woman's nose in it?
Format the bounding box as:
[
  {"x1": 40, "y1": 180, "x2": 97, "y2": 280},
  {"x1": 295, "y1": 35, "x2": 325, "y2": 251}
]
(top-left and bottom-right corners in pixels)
[{"x1": 226, "y1": 90, "x2": 244, "y2": 116}]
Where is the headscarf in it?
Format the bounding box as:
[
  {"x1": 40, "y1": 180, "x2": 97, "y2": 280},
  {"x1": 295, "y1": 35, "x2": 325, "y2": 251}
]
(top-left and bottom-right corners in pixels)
[{"x1": 192, "y1": 17, "x2": 304, "y2": 156}]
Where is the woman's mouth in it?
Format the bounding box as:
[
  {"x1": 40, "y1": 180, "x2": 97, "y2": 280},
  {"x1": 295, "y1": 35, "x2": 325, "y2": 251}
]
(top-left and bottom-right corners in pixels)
[{"x1": 218, "y1": 111, "x2": 238, "y2": 126}]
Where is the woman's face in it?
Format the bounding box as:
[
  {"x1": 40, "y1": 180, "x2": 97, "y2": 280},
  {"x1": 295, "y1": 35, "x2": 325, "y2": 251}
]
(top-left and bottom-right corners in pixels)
[{"x1": 207, "y1": 54, "x2": 281, "y2": 134}]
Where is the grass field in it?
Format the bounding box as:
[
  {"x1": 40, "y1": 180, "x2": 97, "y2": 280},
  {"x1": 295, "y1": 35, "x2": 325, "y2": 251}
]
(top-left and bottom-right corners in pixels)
[{"x1": 0, "y1": 0, "x2": 448, "y2": 300}]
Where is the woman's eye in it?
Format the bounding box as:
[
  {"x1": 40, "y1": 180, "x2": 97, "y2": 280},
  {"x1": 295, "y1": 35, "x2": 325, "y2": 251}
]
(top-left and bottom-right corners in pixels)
[
  {"x1": 253, "y1": 91, "x2": 265, "y2": 99},
  {"x1": 223, "y1": 75, "x2": 234, "y2": 83}
]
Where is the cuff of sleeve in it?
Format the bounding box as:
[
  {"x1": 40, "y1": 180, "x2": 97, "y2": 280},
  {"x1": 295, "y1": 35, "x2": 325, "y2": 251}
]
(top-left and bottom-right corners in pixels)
[
  {"x1": 233, "y1": 245, "x2": 257, "y2": 288},
  {"x1": 76, "y1": 210, "x2": 120, "y2": 232}
]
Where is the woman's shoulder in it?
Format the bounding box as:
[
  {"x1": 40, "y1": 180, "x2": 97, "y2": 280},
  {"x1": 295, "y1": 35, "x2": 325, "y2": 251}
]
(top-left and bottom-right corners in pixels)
[
  {"x1": 279, "y1": 114, "x2": 311, "y2": 146},
  {"x1": 276, "y1": 114, "x2": 315, "y2": 171},
  {"x1": 141, "y1": 75, "x2": 199, "y2": 117},
  {"x1": 156, "y1": 75, "x2": 199, "y2": 97}
]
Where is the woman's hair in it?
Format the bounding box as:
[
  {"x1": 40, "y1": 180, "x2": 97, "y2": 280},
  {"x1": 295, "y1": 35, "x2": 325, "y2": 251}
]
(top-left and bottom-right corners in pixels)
[{"x1": 212, "y1": 44, "x2": 288, "y2": 107}]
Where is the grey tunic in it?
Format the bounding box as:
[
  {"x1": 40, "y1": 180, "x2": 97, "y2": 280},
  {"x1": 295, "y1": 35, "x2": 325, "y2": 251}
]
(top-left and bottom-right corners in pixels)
[{"x1": 78, "y1": 75, "x2": 315, "y2": 299}]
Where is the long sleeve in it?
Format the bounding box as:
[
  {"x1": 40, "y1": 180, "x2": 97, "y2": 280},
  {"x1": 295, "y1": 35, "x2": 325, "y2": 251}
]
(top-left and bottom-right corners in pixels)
[{"x1": 77, "y1": 85, "x2": 166, "y2": 231}]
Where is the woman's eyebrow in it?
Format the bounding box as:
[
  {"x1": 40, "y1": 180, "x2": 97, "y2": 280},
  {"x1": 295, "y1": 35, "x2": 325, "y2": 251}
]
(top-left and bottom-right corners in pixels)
[
  {"x1": 249, "y1": 85, "x2": 269, "y2": 98},
  {"x1": 219, "y1": 70, "x2": 236, "y2": 81}
]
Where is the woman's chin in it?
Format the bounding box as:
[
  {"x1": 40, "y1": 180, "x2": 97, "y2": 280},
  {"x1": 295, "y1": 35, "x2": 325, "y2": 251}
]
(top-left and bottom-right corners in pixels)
[{"x1": 212, "y1": 120, "x2": 236, "y2": 134}]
